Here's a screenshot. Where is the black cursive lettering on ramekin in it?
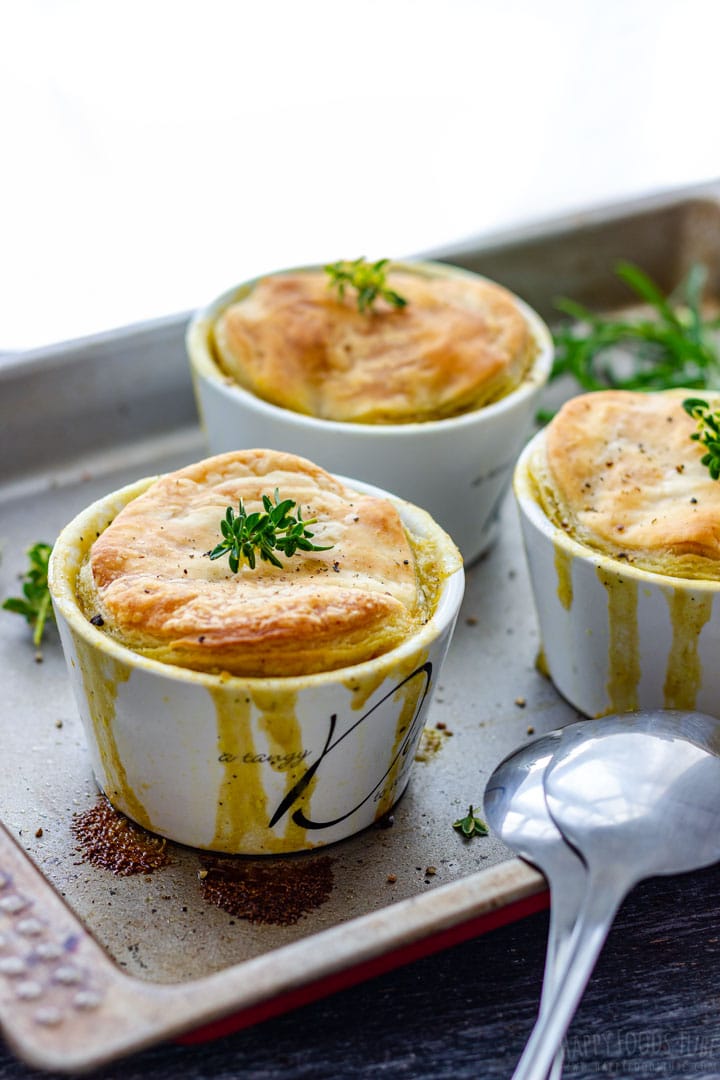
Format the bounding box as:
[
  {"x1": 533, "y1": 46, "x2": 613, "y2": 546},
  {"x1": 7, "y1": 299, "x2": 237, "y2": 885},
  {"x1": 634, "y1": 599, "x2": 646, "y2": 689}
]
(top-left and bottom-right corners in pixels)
[
  {"x1": 218, "y1": 749, "x2": 311, "y2": 770},
  {"x1": 268, "y1": 662, "x2": 432, "y2": 831}
]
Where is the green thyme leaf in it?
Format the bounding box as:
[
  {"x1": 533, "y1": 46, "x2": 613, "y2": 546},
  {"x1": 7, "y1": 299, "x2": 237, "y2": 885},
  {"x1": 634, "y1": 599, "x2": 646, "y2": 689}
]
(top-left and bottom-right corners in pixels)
[
  {"x1": 452, "y1": 804, "x2": 489, "y2": 839},
  {"x1": 207, "y1": 489, "x2": 333, "y2": 572},
  {"x1": 2, "y1": 541, "x2": 54, "y2": 655},
  {"x1": 683, "y1": 397, "x2": 720, "y2": 480},
  {"x1": 549, "y1": 261, "x2": 720, "y2": 398},
  {"x1": 325, "y1": 257, "x2": 408, "y2": 313}
]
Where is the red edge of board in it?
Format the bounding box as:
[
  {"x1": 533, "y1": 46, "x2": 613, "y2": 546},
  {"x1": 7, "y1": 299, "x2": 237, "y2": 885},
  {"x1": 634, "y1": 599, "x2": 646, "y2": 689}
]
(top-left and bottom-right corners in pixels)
[{"x1": 177, "y1": 886, "x2": 550, "y2": 1045}]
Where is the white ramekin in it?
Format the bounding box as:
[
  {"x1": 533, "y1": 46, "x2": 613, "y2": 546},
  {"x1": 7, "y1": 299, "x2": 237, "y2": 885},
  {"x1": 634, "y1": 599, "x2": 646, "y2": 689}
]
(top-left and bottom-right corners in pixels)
[
  {"x1": 48, "y1": 473, "x2": 464, "y2": 854},
  {"x1": 186, "y1": 261, "x2": 553, "y2": 565},
  {"x1": 514, "y1": 428, "x2": 720, "y2": 719}
]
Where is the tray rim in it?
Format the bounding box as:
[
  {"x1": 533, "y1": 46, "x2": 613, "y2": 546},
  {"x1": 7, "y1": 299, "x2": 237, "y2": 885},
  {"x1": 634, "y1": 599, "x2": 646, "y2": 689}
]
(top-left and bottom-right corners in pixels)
[{"x1": 0, "y1": 816, "x2": 545, "y2": 1073}]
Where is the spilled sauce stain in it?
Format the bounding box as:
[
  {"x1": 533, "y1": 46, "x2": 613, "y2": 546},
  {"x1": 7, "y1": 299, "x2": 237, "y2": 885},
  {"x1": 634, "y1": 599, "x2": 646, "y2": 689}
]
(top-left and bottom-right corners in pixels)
[
  {"x1": 206, "y1": 649, "x2": 433, "y2": 852},
  {"x1": 72, "y1": 796, "x2": 171, "y2": 876},
  {"x1": 71, "y1": 631, "x2": 153, "y2": 830},
  {"x1": 374, "y1": 676, "x2": 422, "y2": 820},
  {"x1": 198, "y1": 854, "x2": 334, "y2": 925},
  {"x1": 597, "y1": 567, "x2": 640, "y2": 712},
  {"x1": 662, "y1": 589, "x2": 713, "y2": 709},
  {"x1": 342, "y1": 668, "x2": 386, "y2": 713},
  {"x1": 554, "y1": 543, "x2": 573, "y2": 610},
  {"x1": 209, "y1": 687, "x2": 269, "y2": 853},
  {"x1": 349, "y1": 650, "x2": 432, "y2": 821},
  {"x1": 414, "y1": 726, "x2": 445, "y2": 762},
  {"x1": 209, "y1": 685, "x2": 319, "y2": 853},
  {"x1": 535, "y1": 647, "x2": 550, "y2": 678},
  {"x1": 253, "y1": 686, "x2": 316, "y2": 852}
]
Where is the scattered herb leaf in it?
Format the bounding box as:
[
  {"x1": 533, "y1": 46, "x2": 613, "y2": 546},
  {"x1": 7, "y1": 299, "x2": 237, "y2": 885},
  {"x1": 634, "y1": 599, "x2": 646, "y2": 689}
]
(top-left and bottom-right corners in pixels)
[
  {"x1": 3, "y1": 541, "x2": 54, "y2": 654},
  {"x1": 453, "y1": 804, "x2": 489, "y2": 839},
  {"x1": 325, "y1": 257, "x2": 408, "y2": 313},
  {"x1": 207, "y1": 489, "x2": 333, "y2": 572},
  {"x1": 683, "y1": 397, "x2": 720, "y2": 480},
  {"x1": 548, "y1": 261, "x2": 720, "y2": 406}
]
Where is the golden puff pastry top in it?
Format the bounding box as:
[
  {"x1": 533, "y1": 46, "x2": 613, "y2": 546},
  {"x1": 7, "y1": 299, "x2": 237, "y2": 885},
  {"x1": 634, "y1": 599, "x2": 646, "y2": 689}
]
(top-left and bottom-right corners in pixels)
[
  {"x1": 212, "y1": 266, "x2": 536, "y2": 424},
  {"x1": 78, "y1": 449, "x2": 448, "y2": 676},
  {"x1": 534, "y1": 389, "x2": 720, "y2": 579}
]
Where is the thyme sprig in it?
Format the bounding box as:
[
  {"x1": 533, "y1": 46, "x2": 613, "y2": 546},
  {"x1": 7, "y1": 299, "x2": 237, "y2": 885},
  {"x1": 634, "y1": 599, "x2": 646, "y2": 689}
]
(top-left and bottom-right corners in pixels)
[
  {"x1": 325, "y1": 257, "x2": 408, "y2": 313},
  {"x1": 452, "y1": 804, "x2": 488, "y2": 839},
  {"x1": 3, "y1": 541, "x2": 54, "y2": 655},
  {"x1": 683, "y1": 397, "x2": 720, "y2": 480},
  {"x1": 207, "y1": 490, "x2": 332, "y2": 572},
  {"x1": 550, "y1": 261, "x2": 720, "y2": 397}
]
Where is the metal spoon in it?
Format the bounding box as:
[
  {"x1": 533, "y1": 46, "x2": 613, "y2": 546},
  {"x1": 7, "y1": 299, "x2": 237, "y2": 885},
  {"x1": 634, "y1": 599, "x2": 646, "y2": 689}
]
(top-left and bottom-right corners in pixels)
[
  {"x1": 511, "y1": 709, "x2": 720, "y2": 1080},
  {"x1": 484, "y1": 731, "x2": 587, "y2": 1080}
]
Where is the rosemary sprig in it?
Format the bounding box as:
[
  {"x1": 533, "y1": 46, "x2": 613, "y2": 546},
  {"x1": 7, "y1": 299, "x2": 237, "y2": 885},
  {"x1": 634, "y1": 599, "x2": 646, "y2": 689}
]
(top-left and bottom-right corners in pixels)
[
  {"x1": 207, "y1": 489, "x2": 333, "y2": 571},
  {"x1": 325, "y1": 257, "x2": 408, "y2": 313},
  {"x1": 3, "y1": 541, "x2": 54, "y2": 655},
  {"x1": 683, "y1": 397, "x2": 720, "y2": 480},
  {"x1": 452, "y1": 804, "x2": 488, "y2": 839},
  {"x1": 549, "y1": 261, "x2": 720, "y2": 396}
]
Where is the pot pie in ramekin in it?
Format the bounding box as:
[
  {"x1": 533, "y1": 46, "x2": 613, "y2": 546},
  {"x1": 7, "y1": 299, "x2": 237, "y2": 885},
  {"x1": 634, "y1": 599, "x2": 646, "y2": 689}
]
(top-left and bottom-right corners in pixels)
[
  {"x1": 49, "y1": 449, "x2": 464, "y2": 854},
  {"x1": 514, "y1": 388, "x2": 720, "y2": 719},
  {"x1": 187, "y1": 261, "x2": 553, "y2": 564},
  {"x1": 211, "y1": 265, "x2": 536, "y2": 424}
]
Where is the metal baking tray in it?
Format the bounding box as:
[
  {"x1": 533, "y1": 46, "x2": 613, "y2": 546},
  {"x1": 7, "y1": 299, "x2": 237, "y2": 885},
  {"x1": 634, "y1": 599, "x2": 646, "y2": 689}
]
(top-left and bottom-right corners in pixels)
[{"x1": 1, "y1": 180, "x2": 718, "y2": 1073}]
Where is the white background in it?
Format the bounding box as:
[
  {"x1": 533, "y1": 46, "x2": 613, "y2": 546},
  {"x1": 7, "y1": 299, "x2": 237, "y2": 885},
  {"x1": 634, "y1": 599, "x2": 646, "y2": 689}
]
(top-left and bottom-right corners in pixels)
[{"x1": 2, "y1": 0, "x2": 719, "y2": 352}]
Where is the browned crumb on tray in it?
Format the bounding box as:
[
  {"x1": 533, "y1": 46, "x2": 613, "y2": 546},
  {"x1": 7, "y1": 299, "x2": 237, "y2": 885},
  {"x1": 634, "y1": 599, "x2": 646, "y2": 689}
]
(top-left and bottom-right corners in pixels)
[
  {"x1": 198, "y1": 853, "x2": 334, "y2": 925},
  {"x1": 71, "y1": 796, "x2": 171, "y2": 876}
]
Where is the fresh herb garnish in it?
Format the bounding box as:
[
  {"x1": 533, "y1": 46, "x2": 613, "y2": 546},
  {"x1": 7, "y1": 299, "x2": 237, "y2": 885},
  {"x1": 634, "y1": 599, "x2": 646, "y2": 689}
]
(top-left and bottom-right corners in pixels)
[
  {"x1": 3, "y1": 541, "x2": 54, "y2": 656},
  {"x1": 683, "y1": 397, "x2": 720, "y2": 480},
  {"x1": 549, "y1": 261, "x2": 720, "y2": 401},
  {"x1": 452, "y1": 804, "x2": 489, "y2": 839},
  {"x1": 325, "y1": 257, "x2": 408, "y2": 313},
  {"x1": 207, "y1": 490, "x2": 333, "y2": 571}
]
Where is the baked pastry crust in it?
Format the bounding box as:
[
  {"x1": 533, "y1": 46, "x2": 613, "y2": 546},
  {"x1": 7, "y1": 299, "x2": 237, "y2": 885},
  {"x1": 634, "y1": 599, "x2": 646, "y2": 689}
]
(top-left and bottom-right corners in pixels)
[
  {"x1": 212, "y1": 267, "x2": 535, "y2": 424},
  {"x1": 536, "y1": 389, "x2": 720, "y2": 579},
  {"x1": 78, "y1": 450, "x2": 436, "y2": 676}
]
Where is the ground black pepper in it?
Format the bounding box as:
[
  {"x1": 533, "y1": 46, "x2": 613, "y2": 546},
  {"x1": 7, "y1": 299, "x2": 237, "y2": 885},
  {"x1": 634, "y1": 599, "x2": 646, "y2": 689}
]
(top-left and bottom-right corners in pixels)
[
  {"x1": 71, "y1": 796, "x2": 171, "y2": 876},
  {"x1": 197, "y1": 853, "x2": 333, "y2": 925}
]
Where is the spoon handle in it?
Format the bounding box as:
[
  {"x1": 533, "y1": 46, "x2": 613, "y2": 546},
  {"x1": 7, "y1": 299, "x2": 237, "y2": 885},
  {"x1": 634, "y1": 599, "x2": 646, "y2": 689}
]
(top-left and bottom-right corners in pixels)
[
  {"x1": 541, "y1": 882, "x2": 583, "y2": 1080},
  {"x1": 543, "y1": 871, "x2": 585, "y2": 998},
  {"x1": 540, "y1": 906, "x2": 567, "y2": 1080},
  {"x1": 512, "y1": 877, "x2": 626, "y2": 1080}
]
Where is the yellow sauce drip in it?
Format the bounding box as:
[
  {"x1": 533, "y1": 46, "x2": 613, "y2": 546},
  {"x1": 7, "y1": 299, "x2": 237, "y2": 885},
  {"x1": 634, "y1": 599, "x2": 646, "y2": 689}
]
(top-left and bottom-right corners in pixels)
[
  {"x1": 374, "y1": 676, "x2": 425, "y2": 819},
  {"x1": 252, "y1": 687, "x2": 312, "y2": 852},
  {"x1": 209, "y1": 688, "x2": 275, "y2": 853},
  {"x1": 343, "y1": 648, "x2": 432, "y2": 821},
  {"x1": 662, "y1": 590, "x2": 713, "y2": 709},
  {"x1": 535, "y1": 648, "x2": 550, "y2": 678},
  {"x1": 596, "y1": 567, "x2": 640, "y2": 713},
  {"x1": 342, "y1": 669, "x2": 386, "y2": 712},
  {"x1": 554, "y1": 543, "x2": 573, "y2": 610},
  {"x1": 71, "y1": 631, "x2": 153, "y2": 830}
]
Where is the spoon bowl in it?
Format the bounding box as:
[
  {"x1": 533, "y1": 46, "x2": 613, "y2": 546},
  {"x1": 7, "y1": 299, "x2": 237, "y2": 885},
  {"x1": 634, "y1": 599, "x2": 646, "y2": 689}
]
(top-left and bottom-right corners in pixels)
[
  {"x1": 483, "y1": 730, "x2": 589, "y2": 960},
  {"x1": 512, "y1": 709, "x2": 720, "y2": 1080},
  {"x1": 545, "y1": 710, "x2": 720, "y2": 879},
  {"x1": 483, "y1": 730, "x2": 587, "y2": 899},
  {"x1": 485, "y1": 732, "x2": 565, "y2": 861}
]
